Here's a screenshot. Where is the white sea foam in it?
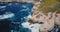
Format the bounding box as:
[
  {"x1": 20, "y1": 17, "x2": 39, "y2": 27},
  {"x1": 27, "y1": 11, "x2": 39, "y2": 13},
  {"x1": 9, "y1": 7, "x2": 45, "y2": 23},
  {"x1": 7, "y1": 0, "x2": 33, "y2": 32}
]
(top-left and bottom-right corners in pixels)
[
  {"x1": 0, "y1": 12, "x2": 14, "y2": 19},
  {"x1": 0, "y1": 6, "x2": 6, "y2": 9},
  {"x1": 22, "y1": 21, "x2": 41, "y2": 32}
]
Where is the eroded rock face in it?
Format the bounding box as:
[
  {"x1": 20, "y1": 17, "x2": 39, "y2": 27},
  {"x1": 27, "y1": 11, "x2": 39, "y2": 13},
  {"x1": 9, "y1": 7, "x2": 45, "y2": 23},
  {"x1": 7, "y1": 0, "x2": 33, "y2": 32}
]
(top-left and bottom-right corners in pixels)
[
  {"x1": 32, "y1": 3, "x2": 60, "y2": 31},
  {"x1": 39, "y1": 18, "x2": 54, "y2": 32},
  {"x1": 31, "y1": 10, "x2": 60, "y2": 32},
  {"x1": 55, "y1": 14, "x2": 60, "y2": 26},
  {"x1": 30, "y1": 11, "x2": 58, "y2": 32},
  {"x1": 38, "y1": 13, "x2": 54, "y2": 32}
]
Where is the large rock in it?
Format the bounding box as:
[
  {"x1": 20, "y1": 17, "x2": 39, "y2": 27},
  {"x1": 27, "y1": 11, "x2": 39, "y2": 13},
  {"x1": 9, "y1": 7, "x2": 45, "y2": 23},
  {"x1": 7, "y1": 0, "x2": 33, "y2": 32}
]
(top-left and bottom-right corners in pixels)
[{"x1": 55, "y1": 14, "x2": 60, "y2": 26}]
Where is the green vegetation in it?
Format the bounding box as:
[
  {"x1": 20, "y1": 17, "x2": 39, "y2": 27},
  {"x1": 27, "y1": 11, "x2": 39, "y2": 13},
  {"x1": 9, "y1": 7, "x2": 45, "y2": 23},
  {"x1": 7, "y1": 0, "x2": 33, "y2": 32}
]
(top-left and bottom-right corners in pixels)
[{"x1": 39, "y1": 0, "x2": 60, "y2": 13}]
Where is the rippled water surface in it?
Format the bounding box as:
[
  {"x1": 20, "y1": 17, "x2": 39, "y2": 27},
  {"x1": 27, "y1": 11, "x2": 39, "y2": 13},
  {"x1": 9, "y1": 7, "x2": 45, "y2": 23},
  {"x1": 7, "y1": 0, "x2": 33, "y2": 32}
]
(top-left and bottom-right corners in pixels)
[{"x1": 0, "y1": 2, "x2": 34, "y2": 32}]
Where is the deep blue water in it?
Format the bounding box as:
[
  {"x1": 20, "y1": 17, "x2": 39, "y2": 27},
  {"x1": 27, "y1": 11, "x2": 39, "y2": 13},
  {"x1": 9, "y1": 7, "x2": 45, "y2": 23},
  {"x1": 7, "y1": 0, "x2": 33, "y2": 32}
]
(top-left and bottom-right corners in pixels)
[
  {"x1": 0, "y1": 2, "x2": 34, "y2": 32},
  {"x1": 0, "y1": 2, "x2": 34, "y2": 21},
  {"x1": 0, "y1": 2, "x2": 60, "y2": 32}
]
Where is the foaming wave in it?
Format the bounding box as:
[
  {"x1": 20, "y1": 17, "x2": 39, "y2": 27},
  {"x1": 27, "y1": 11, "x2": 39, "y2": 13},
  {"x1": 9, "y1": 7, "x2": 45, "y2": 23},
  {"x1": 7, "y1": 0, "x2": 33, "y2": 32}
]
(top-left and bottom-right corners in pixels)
[{"x1": 0, "y1": 12, "x2": 14, "y2": 20}]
